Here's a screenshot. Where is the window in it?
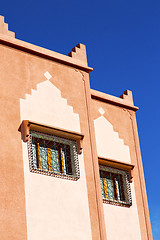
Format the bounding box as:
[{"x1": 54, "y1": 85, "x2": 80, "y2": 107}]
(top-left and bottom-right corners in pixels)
[
  {"x1": 99, "y1": 165, "x2": 132, "y2": 206},
  {"x1": 28, "y1": 130, "x2": 80, "y2": 180}
]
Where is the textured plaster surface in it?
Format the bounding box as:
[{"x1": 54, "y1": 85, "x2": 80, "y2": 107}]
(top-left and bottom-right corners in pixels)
[
  {"x1": 20, "y1": 80, "x2": 92, "y2": 240},
  {"x1": 20, "y1": 79, "x2": 81, "y2": 132},
  {"x1": 103, "y1": 182, "x2": 141, "y2": 240},
  {"x1": 0, "y1": 33, "x2": 151, "y2": 239},
  {"x1": 91, "y1": 98, "x2": 151, "y2": 240},
  {"x1": 0, "y1": 38, "x2": 99, "y2": 239},
  {"x1": 94, "y1": 113, "x2": 141, "y2": 239},
  {"x1": 0, "y1": 33, "x2": 92, "y2": 72},
  {"x1": 94, "y1": 115, "x2": 131, "y2": 163}
]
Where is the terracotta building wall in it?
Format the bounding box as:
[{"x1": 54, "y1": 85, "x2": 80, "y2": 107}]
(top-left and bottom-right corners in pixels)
[
  {"x1": 0, "y1": 15, "x2": 152, "y2": 239},
  {"x1": 20, "y1": 75, "x2": 93, "y2": 239},
  {"x1": 91, "y1": 91, "x2": 153, "y2": 240},
  {"x1": 0, "y1": 35, "x2": 104, "y2": 239}
]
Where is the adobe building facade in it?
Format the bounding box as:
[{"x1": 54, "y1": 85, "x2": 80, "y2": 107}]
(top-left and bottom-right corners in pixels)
[{"x1": 0, "y1": 16, "x2": 152, "y2": 240}]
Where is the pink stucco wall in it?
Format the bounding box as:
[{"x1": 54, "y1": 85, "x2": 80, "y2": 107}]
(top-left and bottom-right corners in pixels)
[{"x1": 20, "y1": 79, "x2": 92, "y2": 240}]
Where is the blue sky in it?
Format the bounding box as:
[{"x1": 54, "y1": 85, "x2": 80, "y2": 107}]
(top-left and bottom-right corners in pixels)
[{"x1": 1, "y1": 0, "x2": 160, "y2": 238}]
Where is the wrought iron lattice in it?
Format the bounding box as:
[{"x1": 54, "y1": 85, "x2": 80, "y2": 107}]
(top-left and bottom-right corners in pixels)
[
  {"x1": 28, "y1": 130, "x2": 80, "y2": 180},
  {"x1": 99, "y1": 165, "x2": 132, "y2": 207}
]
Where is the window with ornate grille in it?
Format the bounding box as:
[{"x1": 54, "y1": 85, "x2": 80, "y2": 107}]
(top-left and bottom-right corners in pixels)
[
  {"x1": 28, "y1": 130, "x2": 80, "y2": 180},
  {"x1": 99, "y1": 165, "x2": 132, "y2": 206}
]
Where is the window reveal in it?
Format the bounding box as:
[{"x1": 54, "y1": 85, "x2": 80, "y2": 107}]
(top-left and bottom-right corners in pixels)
[
  {"x1": 28, "y1": 131, "x2": 80, "y2": 180},
  {"x1": 99, "y1": 165, "x2": 132, "y2": 206}
]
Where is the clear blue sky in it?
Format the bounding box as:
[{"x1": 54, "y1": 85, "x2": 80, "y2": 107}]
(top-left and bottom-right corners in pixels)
[{"x1": 1, "y1": 0, "x2": 160, "y2": 238}]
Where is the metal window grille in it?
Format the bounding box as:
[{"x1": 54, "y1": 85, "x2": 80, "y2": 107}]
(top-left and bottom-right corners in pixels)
[
  {"x1": 99, "y1": 165, "x2": 132, "y2": 207},
  {"x1": 28, "y1": 130, "x2": 80, "y2": 180}
]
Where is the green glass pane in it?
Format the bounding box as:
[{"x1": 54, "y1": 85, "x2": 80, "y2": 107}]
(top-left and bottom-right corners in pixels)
[
  {"x1": 106, "y1": 178, "x2": 114, "y2": 200},
  {"x1": 100, "y1": 177, "x2": 105, "y2": 198},
  {"x1": 51, "y1": 148, "x2": 59, "y2": 172},
  {"x1": 32, "y1": 142, "x2": 37, "y2": 169},
  {"x1": 40, "y1": 146, "x2": 48, "y2": 170}
]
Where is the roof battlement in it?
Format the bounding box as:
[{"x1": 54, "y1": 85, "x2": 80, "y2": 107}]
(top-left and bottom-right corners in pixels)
[
  {"x1": 68, "y1": 43, "x2": 88, "y2": 66},
  {"x1": 120, "y1": 90, "x2": 134, "y2": 105},
  {"x1": 0, "y1": 15, "x2": 15, "y2": 38}
]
